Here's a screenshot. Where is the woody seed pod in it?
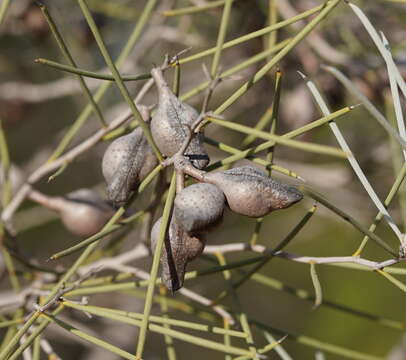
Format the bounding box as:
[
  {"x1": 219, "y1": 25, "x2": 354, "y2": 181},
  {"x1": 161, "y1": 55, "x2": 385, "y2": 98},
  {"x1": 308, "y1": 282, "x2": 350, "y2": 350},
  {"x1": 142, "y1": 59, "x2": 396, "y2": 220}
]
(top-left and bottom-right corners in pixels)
[
  {"x1": 174, "y1": 183, "x2": 225, "y2": 233},
  {"x1": 203, "y1": 165, "x2": 303, "y2": 218},
  {"x1": 102, "y1": 127, "x2": 158, "y2": 206},
  {"x1": 31, "y1": 188, "x2": 115, "y2": 237},
  {"x1": 151, "y1": 216, "x2": 205, "y2": 292},
  {"x1": 60, "y1": 189, "x2": 115, "y2": 237},
  {"x1": 150, "y1": 67, "x2": 209, "y2": 169}
]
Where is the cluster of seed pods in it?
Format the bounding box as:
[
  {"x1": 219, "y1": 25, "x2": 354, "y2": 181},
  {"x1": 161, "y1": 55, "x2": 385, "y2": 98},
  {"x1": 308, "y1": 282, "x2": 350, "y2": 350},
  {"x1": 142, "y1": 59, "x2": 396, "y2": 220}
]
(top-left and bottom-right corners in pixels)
[{"x1": 101, "y1": 66, "x2": 304, "y2": 292}]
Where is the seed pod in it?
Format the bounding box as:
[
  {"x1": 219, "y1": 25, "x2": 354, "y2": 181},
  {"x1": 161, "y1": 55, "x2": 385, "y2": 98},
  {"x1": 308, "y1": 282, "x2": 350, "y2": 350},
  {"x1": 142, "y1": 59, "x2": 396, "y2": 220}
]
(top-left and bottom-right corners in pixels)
[
  {"x1": 151, "y1": 217, "x2": 205, "y2": 292},
  {"x1": 102, "y1": 127, "x2": 158, "y2": 206},
  {"x1": 150, "y1": 67, "x2": 209, "y2": 169},
  {"x1": 58, "y1": 189, "x2": 115, "y2": 237},
  {"x1": 203, "y1": 165, "x2": 303, "y2": 217},
  {"x1": 28, "y1": 188, "x2": 115, "y2": 237},
  {"x1": 174, "y1": 183, "x2": 225, "y2": 233}
]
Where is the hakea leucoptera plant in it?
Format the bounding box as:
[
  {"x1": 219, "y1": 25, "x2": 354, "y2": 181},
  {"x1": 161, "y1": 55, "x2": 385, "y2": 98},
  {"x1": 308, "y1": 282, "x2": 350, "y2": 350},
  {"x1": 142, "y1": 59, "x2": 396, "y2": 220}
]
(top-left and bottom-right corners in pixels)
[{"x1": 100, "y1": 64, "x2": 304, "y2": 292}]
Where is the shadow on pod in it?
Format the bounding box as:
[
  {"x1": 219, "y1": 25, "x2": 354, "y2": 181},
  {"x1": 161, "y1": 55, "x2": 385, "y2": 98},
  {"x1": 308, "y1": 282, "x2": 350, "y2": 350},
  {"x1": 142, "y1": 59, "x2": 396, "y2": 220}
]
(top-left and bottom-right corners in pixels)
[{"x1": 151, "y1": 216, "x2": 205, "y2": 292}]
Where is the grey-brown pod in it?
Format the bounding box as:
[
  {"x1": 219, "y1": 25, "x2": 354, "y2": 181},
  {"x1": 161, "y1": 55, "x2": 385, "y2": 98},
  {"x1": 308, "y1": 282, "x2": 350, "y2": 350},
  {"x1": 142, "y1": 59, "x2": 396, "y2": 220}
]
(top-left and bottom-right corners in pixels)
[
  {"x1": 102, "y1": 127, "x2": 158, "y2": 206},
  {"x1": 174, "y1": 183, "x2": 225, "y2": 233},
  {"x1": 57, "y1": 189, "x2": 115, "y2": 237},
  {"x1": 151, "y1": 217, "x2": 205, "y2": 292},
  {"x1": 203, "y1": 165, "x2": 303, "y2": 218},
  {"x1": 150, "y1": 67, "x2": 209, "y2": 169}
]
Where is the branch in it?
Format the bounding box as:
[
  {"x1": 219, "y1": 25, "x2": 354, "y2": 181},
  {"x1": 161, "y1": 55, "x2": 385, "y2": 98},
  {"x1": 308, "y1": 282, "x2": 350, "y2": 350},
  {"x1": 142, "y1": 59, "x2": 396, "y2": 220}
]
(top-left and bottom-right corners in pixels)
[{"x1": 204, "y1": 243, "x2": 405, "y2": 271}]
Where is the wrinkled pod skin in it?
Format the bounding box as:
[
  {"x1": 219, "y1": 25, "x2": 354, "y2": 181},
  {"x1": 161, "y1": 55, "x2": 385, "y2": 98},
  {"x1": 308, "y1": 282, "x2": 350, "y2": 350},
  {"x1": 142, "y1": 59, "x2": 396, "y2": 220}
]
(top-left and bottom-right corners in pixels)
[
  {"x1": 102, "y1": 127, "x2": 158, "y2": 206},
  {"x1": 150, "y1": 67, "x2": 209, "y2": 169},
  {"x1": 151, "y1": 216, "x2": 205, "y2": 292},
  {"x1": 203, "y1": 165, "x2": 303, "y2": 218},
  {"x1": 53, "y1": 189, "x2": 115, "y2": 237},
  {"x1": 174, "y1": 183, "x2": 225, "y2": 233}
]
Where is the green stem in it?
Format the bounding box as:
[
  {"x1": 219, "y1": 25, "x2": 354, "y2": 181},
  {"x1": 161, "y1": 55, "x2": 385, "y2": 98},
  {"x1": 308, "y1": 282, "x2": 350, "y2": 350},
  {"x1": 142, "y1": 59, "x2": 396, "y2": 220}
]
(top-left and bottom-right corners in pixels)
[
  {"x1": 300, "y1": 187, "x2": 397, "y2": 257},
  {"x1": 214, "y1": 206, "x2": 316, "y2": 304},
  {"x1": 0, "y1": 312, "x2": 41, "y2": 359},
  {"x1": 172, "y1": 62, "x2": 181, "y2": 97},
  {"x1": 206, "y1": 106, "x2": 353, "y2": 175},
  {"x1": 62, "y1": 302, "x2": 251, "y2": 357},
  {"x1": 213, "y1": 0, "x2": 342, "y2": 115},
  {"x1": 211, "y1": 0, "x2": 234, "y2": 77},
  {"x1": 239, "y1": 313, "x2": 258, "y2": 359},
  {"x1": 49, "y1": 210, "x2": 144, "y2": 260},
  {"x1": 224, "y1": 319, "x2": 233, "y2": 360},
  {"x1": 1, "y1": 248, "x2": 21, "y2": 292},
  {"x1": 0, "y1": 117, "x2": 11, "y2": 207},
  {"x1": 310, "y1": 262, "x2": 323, "y2": 308},
  {"x1": 0, "y1": 0, "x2": 11, "y2": 26},
  {"x1": 266, "y1": 69, "x2": 282, "y2": 164},
  {"x1": 63, "y1": 301, "x2": 246, "y2": 338},
  {"x1": 164, "y1": 0, "x2": 230, "y2": 17},
  {"x1": 65, "y1": 254, "x2": 275, "y2": 298},
  {"x1": 48, "y1": 0, "x2": 158, "y2": 161},
  {"x1": 354, "y1": 162, "x2": 406, "y2": 256},
  {"x1": 181, "y1": 39, "x2": 290, "y2": 102},
  {"x1": 387, "y1": 94, "x2": 406, "y2": 227},
  {"x1": 77, "y1": 0, "x2": 162, "y2": 161},
  {"x1": 41, "y1": 313, "x2": 138, "y2": 360},
  {"x1": 241, "y1": 106, "x2": 274, "y2": 149},
  {"x1": 0, "y1": 208, "x2": 125, "y2": 358},
  {"x1": 0, "y1": 319, "x2": 22, "y2": 329},
  {"x1": 159, "y1": 286, "x2": 177, "y2": 360},
  {"x1": 32, "y1": 336, "x2": 41, "y2": 360},
  {"x1": 179, "y1": 4, "x2": 325, "y2": 65},
  {"x1": 207, "y1": 116, "x2": 347, "y2": 158},
  {"x1": 267, "y1": 0, "x2": 278, "y2": 51},
  {"x1": 135, "y1": 173, "x2": 176, "y2": 359},
  {"x1": 39, "y1": 3, "x2": 106, "y2": 127},
  {"x1": 49, "y1": 163, "x2": 162, "y2": 260},
  {"x1": 35, "y1": 58, "x2": 151, "y2": 82},
  {"x1": 6, "y1": 306, "x2": 64, "y2": 360},
  {"x1": 86, "y1": 0, "x2": 138, "y2": 20},
  {"x1": 376, "y1": 270, "x2": 406, "y2": 293},
  {"x1": 0, "y1": 118, "x2": 18, "y2": 303},
  {"x1": 250, "y1": 69, "x2": 282, "y2": 245}
]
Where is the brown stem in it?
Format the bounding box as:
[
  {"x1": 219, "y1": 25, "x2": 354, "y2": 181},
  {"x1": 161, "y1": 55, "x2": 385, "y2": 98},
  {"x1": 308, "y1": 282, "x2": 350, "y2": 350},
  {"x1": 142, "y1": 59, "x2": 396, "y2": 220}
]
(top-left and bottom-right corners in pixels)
[
  {"x1": 151, "y1": 67, "x2": 170, "y2": 97},
  {"x1": 176, "y1": 170, "x2": 185, "y2": 193},
  {"x1": 27, "y1": 190, "x2": 64, "y2": 212}
]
